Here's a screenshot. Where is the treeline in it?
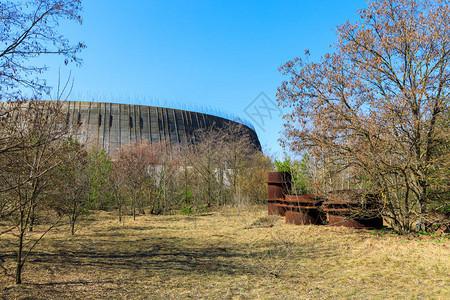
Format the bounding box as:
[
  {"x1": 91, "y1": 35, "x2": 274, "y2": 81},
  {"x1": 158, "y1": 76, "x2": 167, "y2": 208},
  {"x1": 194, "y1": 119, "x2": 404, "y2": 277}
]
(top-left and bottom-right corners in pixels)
[
  {"x1": 0, "y1": 100, "x2": 271, "y2": 283},
  {"x1": 87, "y1": 124, "x2": 271, "y2": 221},
  {"x1": 0, "y1": 100, "x2": 271, "y2": 230}
]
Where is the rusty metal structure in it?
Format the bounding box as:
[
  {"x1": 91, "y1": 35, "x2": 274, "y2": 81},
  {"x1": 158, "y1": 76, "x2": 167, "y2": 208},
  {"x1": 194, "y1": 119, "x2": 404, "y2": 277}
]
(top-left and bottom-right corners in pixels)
[
  {"x1": 282, "y1": 195, "x2": 324, "y2": 225},
  {"x1": 323, "y1": 190, "x2": 384, "y2": 228},
  {"x1": 47, "y1": 101, "x2": 261, "y2": 153},
  {"x1": 267, "y1": 172, "x2": 291, "y2": 216},
  {"x1": 267, "y1": 172, "x2": 383, "y2": 228}
]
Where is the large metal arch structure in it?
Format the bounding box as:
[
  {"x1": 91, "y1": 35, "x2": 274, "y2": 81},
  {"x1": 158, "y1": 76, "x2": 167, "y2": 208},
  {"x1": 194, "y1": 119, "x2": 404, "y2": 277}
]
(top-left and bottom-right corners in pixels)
[{"x1": 55, "y1": 101, "x2": 261, "y2": 153}]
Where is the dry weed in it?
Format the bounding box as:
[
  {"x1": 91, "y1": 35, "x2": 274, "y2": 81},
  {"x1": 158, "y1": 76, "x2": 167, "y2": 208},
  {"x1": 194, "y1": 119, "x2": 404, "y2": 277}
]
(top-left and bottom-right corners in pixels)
[{"x1": 0, "y1": 206, "x2": 448, "y2": 299}]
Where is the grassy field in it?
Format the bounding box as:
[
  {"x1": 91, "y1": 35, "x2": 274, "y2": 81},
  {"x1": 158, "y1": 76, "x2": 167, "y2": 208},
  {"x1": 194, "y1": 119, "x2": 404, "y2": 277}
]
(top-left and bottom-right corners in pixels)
[{"x1": 0, "y1": 206, "x2": 449, "y2": 299}]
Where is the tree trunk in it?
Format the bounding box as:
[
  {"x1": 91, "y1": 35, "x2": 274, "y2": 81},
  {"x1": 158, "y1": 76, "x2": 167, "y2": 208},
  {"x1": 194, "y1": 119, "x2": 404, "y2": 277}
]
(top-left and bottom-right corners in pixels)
[
  {"x1": 16, "y1": 215, "x2": 25, "y2": 284},
  {"x1": 15, "y1": 259, "x2": 23, "y2": 284},
  {"x1": 184, "y1": 166, "x2": 189, "y2": 204},
  {"x1": 71, "y1": 200, "x2": 77, "y2": 235},
  {"x1": 71, "y1": 218, "x2": 75, "y2": 235},
  {"x1": 132, "y1": 195, "x2": 136, "y2": 221},
  {"x1": 29, "y1": 202, "x2": 34, "y2": 232},
  {"x1": 416, "y1": 184, "x2": 428, "y2": 232}
]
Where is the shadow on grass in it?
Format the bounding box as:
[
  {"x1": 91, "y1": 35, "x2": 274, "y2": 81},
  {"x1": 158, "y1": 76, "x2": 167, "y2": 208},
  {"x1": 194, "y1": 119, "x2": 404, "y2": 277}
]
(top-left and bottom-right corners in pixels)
[
  {"x1": 105, "y1": 225, "x2": 169, "y2": 231},
  {"x1": 0, "y1": 233, "x2": 344, "y2": 280},
  {"x1": 29, "y1": 279, "x2": 116, "y2": 287},
  {"x1": 0, "y1": 235, "x2": 254, "y2": 283},
  {"x1": 2, "y1": 279, "x2": 115, "y2": 289}
]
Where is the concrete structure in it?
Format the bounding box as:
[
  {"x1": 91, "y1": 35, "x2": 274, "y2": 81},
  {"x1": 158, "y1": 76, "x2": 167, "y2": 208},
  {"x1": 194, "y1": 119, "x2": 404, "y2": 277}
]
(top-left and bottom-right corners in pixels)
[{"x1": 58, "y1": 101, "x2": 261, "y2": 153}]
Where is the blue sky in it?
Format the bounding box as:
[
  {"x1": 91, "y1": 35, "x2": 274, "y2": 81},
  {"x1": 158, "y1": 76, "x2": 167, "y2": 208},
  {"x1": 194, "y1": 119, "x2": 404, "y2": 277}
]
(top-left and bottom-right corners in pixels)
[{"x1": 41, "y1": 0, "x2": 368, "y2": 157}]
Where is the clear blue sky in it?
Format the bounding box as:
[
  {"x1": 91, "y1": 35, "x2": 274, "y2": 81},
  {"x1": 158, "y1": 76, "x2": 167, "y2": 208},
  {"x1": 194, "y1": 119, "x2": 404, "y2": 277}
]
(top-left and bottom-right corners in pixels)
[{"x1": 42, "y1": 0, "x2": 368, "y2": 157}]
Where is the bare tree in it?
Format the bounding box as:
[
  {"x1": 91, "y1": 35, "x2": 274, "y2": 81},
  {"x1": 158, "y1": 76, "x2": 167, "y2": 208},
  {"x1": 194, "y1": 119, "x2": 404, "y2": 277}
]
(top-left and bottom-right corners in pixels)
[
  {"x1": 173, "y1": 145, "x2": 194, "y2": 207},
  {"x1": 49, "y1": 143, "x2": 89, "y2": 235},
  {"x1": 147, "y1": 142, "x2": 178, "y2": 215},
  {"x1": 0, "y1": 0, "x2": 85, "y2": 99},
  {"x1": 240, "y1": 151, "x2": 272, "y2": 205},
  {"x1": 183, "y1": 124, "x2": 269, "y2": 210},
  {"x1": 113, "y1": 141, "x2": 177, "y2": 218},
  {"x1": 0, "y1": 101, "x2": 81, "y2": 284},
  {"x1": 277, "y1": 0, "x2": 450, "y2": 233},
  {"x1": 113, "y1": 142, "x2": 155, "y2": 220},
  {"x1": 187, "y1": 127, "x2": 224, "y2": 207},
  {"x1": 222, "y1": 123, "x2": 255, "y2": 208}
]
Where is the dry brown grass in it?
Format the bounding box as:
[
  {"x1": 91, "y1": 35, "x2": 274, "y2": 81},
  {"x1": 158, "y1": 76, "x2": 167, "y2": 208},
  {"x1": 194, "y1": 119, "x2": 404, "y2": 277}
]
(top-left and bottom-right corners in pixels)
[{"x1": 1, "y1": 206, "x2": 449, "y2": 299}]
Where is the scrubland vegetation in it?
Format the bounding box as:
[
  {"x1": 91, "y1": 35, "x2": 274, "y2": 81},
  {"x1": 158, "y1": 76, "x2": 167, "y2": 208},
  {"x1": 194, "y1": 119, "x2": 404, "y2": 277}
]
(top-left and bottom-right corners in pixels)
[
  {"x1": 0, "y1": 99, "x2": 271, "y2": 284},
  {"x1": 277, "y1": 0, "x2": 450, "y2": 234},
  {"x1": 1, "y1": 0, "x2": 449, "y2": 297},
  {"x1": 1, "y1": 206, "x2": 449, "y2": 299}
]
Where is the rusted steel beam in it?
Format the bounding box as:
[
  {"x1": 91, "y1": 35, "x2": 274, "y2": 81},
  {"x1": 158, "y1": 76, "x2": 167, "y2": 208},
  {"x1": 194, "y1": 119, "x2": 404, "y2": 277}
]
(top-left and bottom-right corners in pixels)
[{"x1": 285, "y1": 210, "x2": 321, "y2": 225}]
